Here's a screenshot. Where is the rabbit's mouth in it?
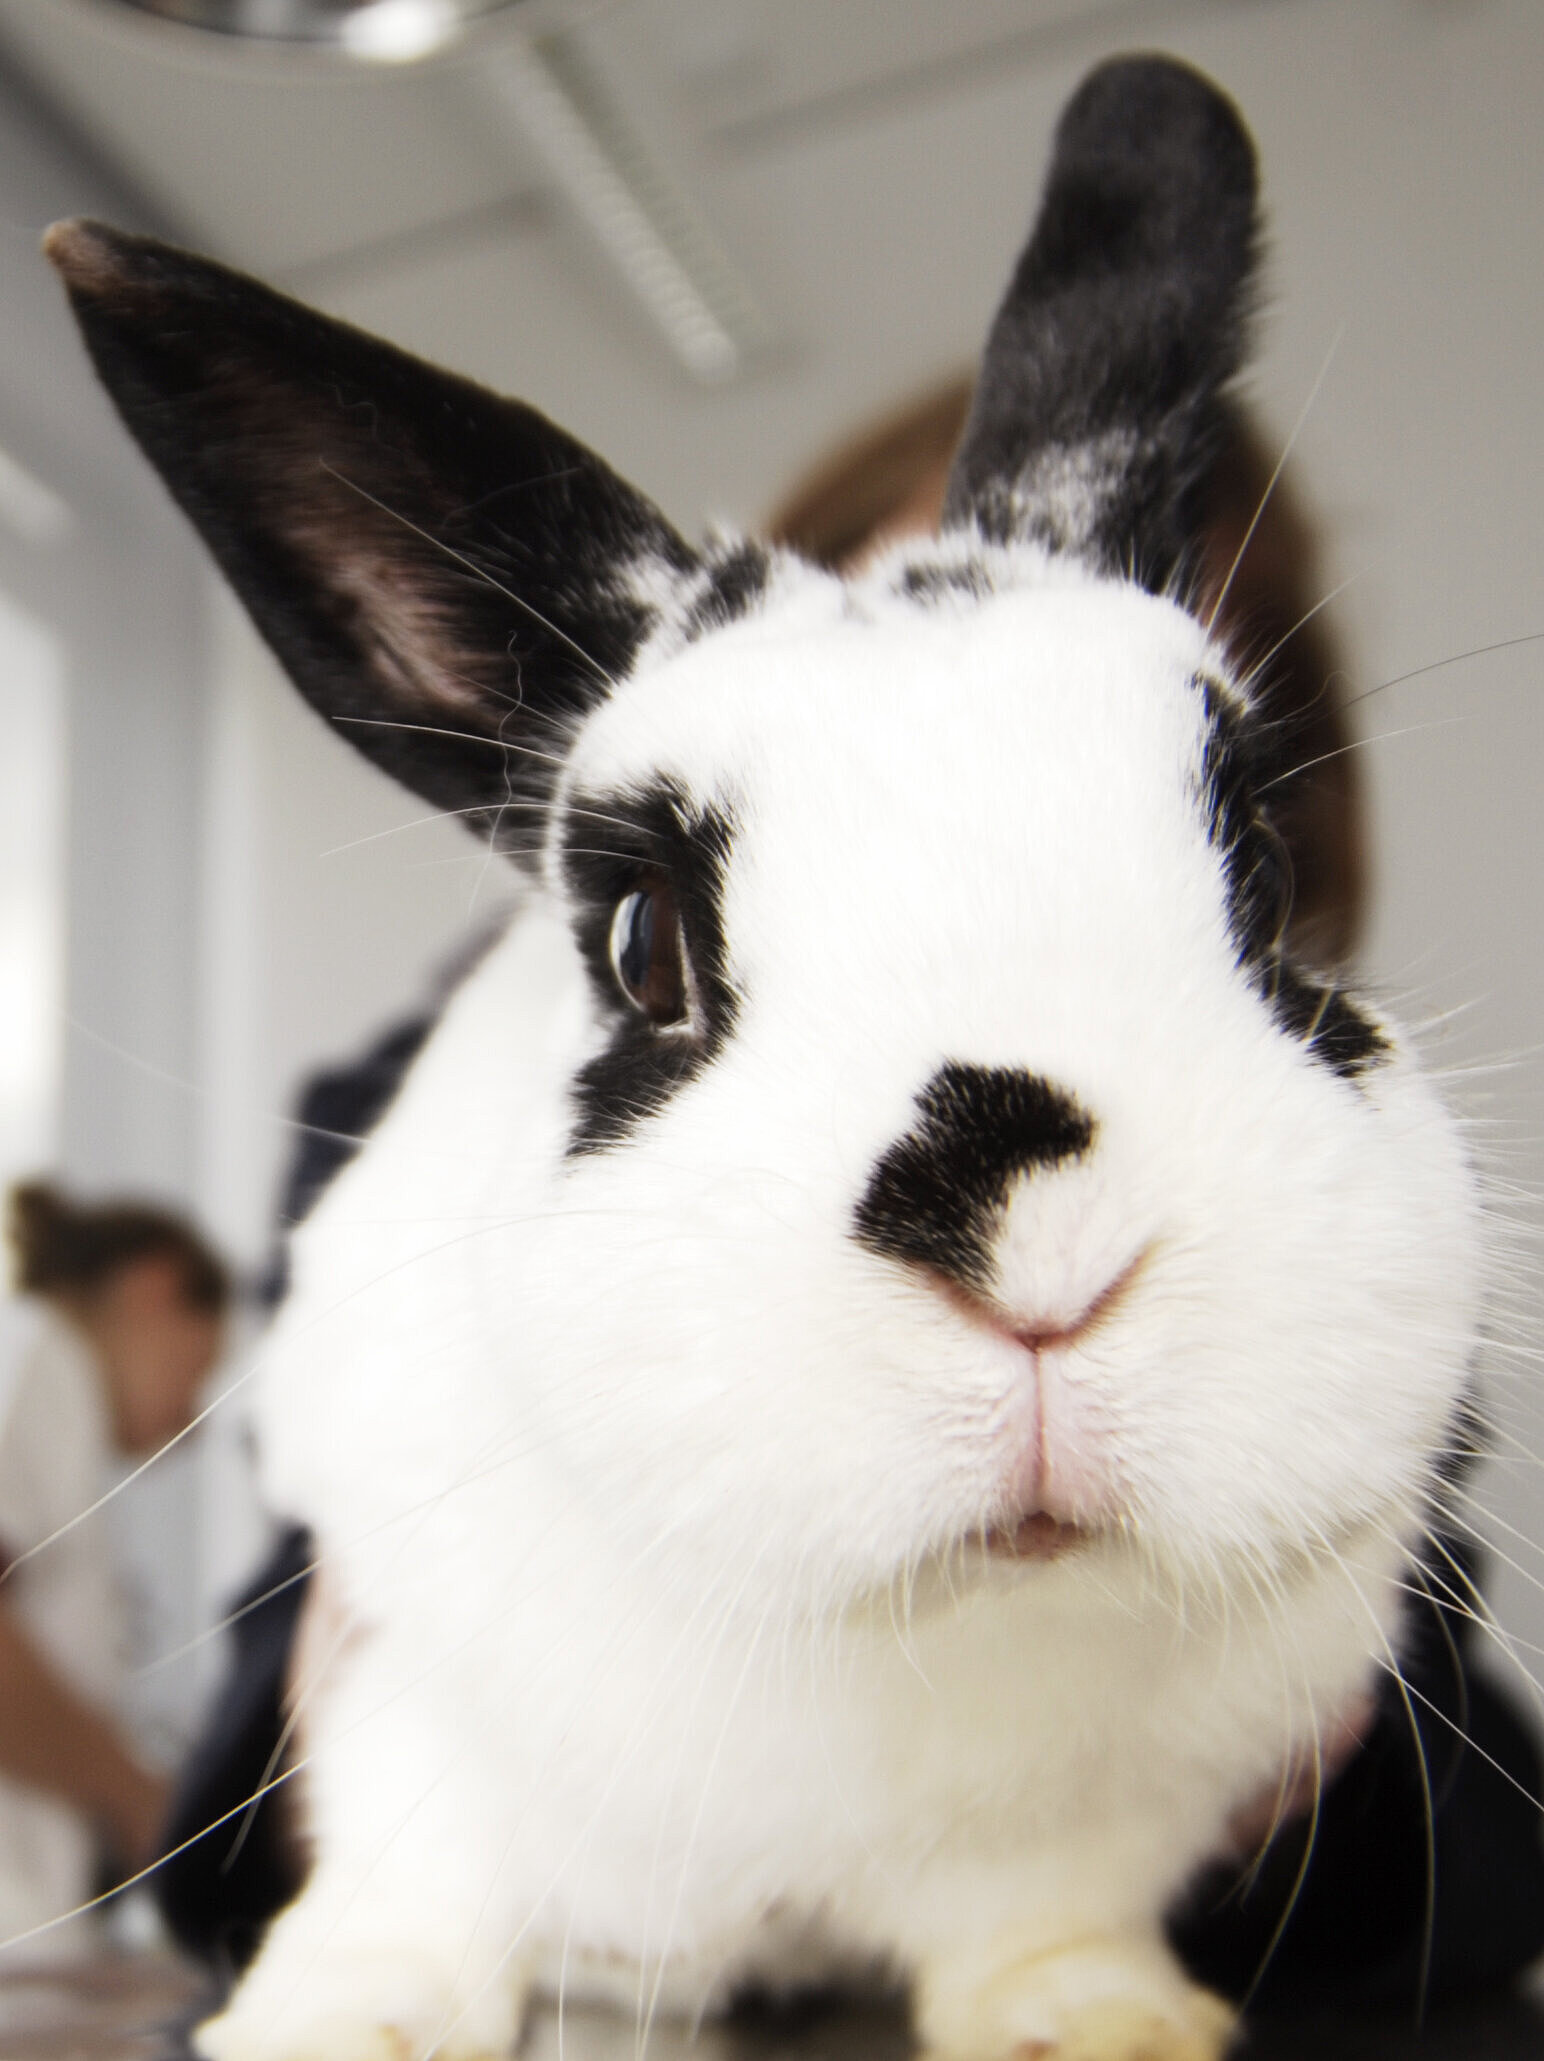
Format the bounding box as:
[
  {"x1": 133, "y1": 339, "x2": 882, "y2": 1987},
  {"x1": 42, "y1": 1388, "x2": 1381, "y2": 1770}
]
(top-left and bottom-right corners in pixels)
[{"x1": 983, "y1": 1512, "x2": 1091, "y2": 1561}]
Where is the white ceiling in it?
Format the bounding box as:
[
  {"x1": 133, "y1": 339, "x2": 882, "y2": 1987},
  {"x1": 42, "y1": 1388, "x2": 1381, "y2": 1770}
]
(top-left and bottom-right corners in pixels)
[
  {"x1": 0, "y1": 0, "x2": 1261, "y2": 529},
  {"x1": 0, "y1": 1, "x2": 1173, "y2": 274}
]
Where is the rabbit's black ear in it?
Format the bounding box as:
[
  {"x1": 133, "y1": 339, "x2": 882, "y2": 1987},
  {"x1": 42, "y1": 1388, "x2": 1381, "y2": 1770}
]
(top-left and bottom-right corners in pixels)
[
  {"x1": 46, "y1": 221, "x2": 700, "y2": 848},
  {"x1": 944, "y1": 56, "x2": 1258, "y2": 593}
]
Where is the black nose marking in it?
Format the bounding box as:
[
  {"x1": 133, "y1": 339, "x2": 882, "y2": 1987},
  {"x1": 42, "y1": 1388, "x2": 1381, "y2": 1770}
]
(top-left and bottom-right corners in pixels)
[{"x1": 852, "y1": 1062, "x2": 1096, "y2": 1291}]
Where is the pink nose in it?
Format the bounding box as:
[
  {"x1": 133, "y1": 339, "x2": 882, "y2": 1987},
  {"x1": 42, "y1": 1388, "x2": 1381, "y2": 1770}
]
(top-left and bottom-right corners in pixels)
[
  {"x1": 1007, "y1": 1247, "x2": 1148, "y2": 1354},
  {"x1": 1013, "y1": 1315, "x2": 1091, "y2": 1354}
]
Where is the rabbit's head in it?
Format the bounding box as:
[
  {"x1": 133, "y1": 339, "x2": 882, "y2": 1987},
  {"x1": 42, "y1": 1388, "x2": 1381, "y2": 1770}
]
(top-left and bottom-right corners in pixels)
[{"x1": 48, "y1": 58, "x2": 1480, "y2": 1619}]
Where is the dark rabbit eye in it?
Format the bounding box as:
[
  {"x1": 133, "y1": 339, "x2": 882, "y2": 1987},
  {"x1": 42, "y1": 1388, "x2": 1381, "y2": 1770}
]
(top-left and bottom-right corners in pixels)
[{"x1": 609, "y1": 881, "x2": 688, "y2": 1027}]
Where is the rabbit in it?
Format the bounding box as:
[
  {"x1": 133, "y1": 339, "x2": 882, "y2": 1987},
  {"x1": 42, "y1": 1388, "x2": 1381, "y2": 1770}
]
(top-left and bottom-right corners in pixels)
[{"x1": 46, "y1": 52, "x2": 1483, "y2": 2061}]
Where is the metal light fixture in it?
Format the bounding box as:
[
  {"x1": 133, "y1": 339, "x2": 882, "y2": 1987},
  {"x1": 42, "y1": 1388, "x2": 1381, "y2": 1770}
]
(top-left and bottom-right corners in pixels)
[{"x1": 102, "y1": 1, "x2": 517, "y2": 62}]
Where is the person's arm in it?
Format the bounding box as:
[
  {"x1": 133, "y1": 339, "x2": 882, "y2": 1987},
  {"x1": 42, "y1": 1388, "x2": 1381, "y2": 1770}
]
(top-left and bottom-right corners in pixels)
[{"x1": 0, "y1": 1600, "x2": 166, "y2": 1872}]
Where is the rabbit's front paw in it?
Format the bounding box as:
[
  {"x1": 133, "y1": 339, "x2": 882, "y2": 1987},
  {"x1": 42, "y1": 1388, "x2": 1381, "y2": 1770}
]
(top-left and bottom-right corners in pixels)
[
  {"x1": 194, "y1": 1946, "x2": 527, "y2": 2061},
  {"x1": 919, "y1": 1934, "x2": 1234, "y2": 2061}
]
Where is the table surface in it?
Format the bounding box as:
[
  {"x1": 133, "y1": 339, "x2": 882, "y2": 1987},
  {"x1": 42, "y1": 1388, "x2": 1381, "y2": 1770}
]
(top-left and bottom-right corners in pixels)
[{"x1": 4, "y1": 1956, "x2": 1544, "y2": 2061}]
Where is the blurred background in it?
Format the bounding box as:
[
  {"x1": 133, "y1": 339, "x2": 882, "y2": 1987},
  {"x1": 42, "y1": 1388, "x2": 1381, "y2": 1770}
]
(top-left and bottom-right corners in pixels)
[{"x1": 0, "y1": 0, "x2": 1538, "y2": 1795}]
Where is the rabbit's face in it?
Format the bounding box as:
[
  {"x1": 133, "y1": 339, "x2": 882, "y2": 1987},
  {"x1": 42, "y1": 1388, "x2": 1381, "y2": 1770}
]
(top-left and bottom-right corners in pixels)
[{"x1": 470, "y1": 552, "x2": 1480, "y2": 1609}]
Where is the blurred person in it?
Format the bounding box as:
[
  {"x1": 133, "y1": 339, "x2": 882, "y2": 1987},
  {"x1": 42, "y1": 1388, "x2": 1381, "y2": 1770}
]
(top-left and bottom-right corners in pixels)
[{"x1": 0, "y1": 1179, "x2": 228, "y2": 1951}]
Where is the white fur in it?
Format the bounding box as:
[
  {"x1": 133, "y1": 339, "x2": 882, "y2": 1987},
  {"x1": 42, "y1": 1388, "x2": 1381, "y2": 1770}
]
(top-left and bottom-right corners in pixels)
[{"x1": 200, "y1": 553, "x2": 1480, "y2": 2061}]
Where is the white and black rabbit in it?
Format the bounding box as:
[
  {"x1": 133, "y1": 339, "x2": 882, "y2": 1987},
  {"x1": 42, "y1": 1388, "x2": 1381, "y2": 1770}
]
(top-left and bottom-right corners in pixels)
[{"x1": 48, "y1": 54, "x2": 1482, "y2": 2061}]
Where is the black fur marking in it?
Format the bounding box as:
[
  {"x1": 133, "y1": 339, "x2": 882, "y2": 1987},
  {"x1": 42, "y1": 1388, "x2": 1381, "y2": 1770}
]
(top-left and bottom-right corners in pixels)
[
  {"x1": 943, "y1": 57, "x2": 1258, "y2": 592},
  {"x1": 1195, "y1": 676, "x2": 1387, "y2": 1078},
  {"x1": 853, "y1": 1064, "x2": 1096, "y2": 1291},
  {"x1": 1271, "y1": 973, "x2": 1389, "y2": 1077},
  {"x1": 563, "y1": 781, "x2": 740, "y2": 1153},
  {"x1": 682, "y1": 540, "x2": 772, "y2": 643},
  {"x1": 896, "y1": 560, "x2": 993, "y2": 605},
  {"x1": 47, "y1": 221, "x2": 699, "y2": 852}
]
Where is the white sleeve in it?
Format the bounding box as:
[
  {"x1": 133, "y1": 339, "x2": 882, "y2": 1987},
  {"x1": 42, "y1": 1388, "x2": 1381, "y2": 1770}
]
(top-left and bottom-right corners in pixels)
[{"x1": 0, "y1": 1303, "x2": 102, "y2": 1565}]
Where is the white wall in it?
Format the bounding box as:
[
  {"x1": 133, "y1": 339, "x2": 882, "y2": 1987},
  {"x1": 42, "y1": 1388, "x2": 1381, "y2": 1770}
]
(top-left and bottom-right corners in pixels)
[
  {"x1": 0, "y1": 590, "x2": 65, "y2": 1198},
  {"x1": 0, "y1": 62, "x2": 224, "y2": 1752},
  {"x1": 195, "y1": 589, "x2": 517, "y2": 1273},
  {"x1": 0, "y1": 84, "x2": 210, "y2": 1208}
]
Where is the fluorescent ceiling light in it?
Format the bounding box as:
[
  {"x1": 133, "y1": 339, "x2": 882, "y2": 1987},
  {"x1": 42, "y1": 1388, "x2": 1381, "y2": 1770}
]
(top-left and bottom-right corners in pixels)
[{"x1": 480, "y1": 34, "x2": 766, "y2": 383}]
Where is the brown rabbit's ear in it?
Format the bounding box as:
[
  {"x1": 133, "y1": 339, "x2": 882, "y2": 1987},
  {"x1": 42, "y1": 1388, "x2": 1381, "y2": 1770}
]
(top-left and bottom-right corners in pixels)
[
  {"x1": 944, "y1": 56, "x2": 1258, "y2": 595},
  {"x1": 46, "y1": 220, "x2": 700, "y2": 851}
]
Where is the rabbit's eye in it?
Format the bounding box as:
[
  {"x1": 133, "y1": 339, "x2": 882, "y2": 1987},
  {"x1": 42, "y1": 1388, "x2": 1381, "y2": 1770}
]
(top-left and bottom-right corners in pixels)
[{"x1": 609, "y1": 882, "x2": 688, "y2": 1027}]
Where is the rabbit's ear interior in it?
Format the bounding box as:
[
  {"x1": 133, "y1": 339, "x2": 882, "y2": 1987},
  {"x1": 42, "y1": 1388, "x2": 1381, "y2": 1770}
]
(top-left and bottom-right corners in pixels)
[
  {"x1": 46, "y1": 220, "x2": 700, "y2": 848},
  {"x1": 943, "y1": 55, "x2": 1258, "y2": 595}
]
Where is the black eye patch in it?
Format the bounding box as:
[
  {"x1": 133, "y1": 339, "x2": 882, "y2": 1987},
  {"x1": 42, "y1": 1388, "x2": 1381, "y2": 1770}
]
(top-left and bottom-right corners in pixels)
[
  {"x1": 561, "y1": 779, "x2": 740, "y2": 1153},
  {"x1": 1194, "y1": 675, "x2": 1387, "y2": 1080}
]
